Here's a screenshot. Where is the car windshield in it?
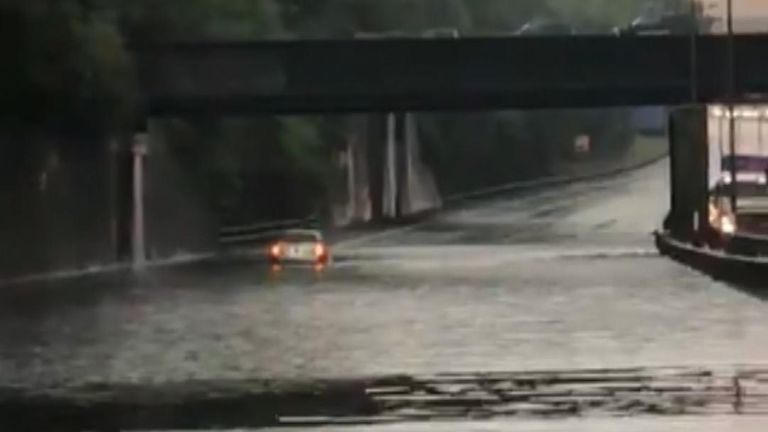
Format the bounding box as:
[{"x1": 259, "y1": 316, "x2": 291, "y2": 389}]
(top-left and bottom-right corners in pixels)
[
  {"x1": 722, "y1": 155, "x2": 768, "y2": 172},
  {"x1": 5, "y1": 1, "x2": 768, "y2": 431},
  {"x1": 281, "y1": 231, "x2": 321, "y2": 243}
]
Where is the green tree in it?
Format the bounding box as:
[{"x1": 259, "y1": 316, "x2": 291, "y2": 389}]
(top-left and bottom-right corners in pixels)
[
  {"x1": 548, "y1": 0, "x2": 649, "y2": 28},
  {"x1": 548, "y1": 0, "x2": 711, "y2": 30},
  {"x1": 1, "y1": 0, "x2": 135, "y2": 134},
  {"x1": 463, "y1": 0, "x2": 549, "y2": 32},
  {"x1": 117, "y1": 0, "x2": 284, "y2": 41},
  {"x1": 282, "y1": 0, "x2": 476, "y2": 37}
]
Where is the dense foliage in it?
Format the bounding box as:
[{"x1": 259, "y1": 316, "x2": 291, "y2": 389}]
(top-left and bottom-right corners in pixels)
[{"x1": 2, "y1": 0, "x2": 698, "y2": 129}]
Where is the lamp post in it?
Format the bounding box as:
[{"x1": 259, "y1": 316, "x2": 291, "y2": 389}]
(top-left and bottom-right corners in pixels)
[
  {"x1": 132, "y1": 133, "x2": 148, "y2": 270},
  {"x1": 727, "y1": 0, "x2": 738, "y2": 214},
  {"x1": 689, "y1": 0, "x2": 698, "y2": 103}
]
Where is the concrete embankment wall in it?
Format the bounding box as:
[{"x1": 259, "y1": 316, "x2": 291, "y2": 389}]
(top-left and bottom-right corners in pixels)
[
  {"x1": 0, "y1": 127, "x2": 218, "y2": 281},
  {"x1": 0, "y1": 120, "x2": 667, "y2": 281},
  {"x1": 335, "y1": 113, "x2": 668, "y2": 228},
  {"x1": 0, "y1": 136, "x2": 115, "y2": 279},
  {"x1": 144, "y1": 121, "x2": 219, "y2": 260}
]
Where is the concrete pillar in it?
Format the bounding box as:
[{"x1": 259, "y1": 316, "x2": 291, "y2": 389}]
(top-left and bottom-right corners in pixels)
[
  {"x1": 345, "y1": 115, "x2": 372, "y2": 223},
  {"x1": 667, "y1": 106, "x2": 709, "y2": 242},
  {"x1": 400, "y1": 113, "x2": 443, "y2": 216},
  {"x1": 366, "y1": 115, "x2": 385, "y2": 222},
  {"x1": 394, "y1": 112, "x2": 408, "y2": 218},
  {"x1": 384, "y1": 112, "x2": 398, "y2": 218},
  {"x1": 347, "y1": 138, "x2": 356, "y2": 222},
  {"x1": 402, "y1": 112, "x2": 419, "y2": 215},
  {"x1": 131, "y1": 132, "x2": 149, "y2": 270}
]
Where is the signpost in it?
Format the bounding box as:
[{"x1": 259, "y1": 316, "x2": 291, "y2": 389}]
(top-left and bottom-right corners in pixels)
[
  {"x1": 727, "y1": 0, "x2": 738, "y2": 215},
  {"x1": 574, "y1": 134, "x2": 591, "y2": 155},
  {"x1": 132, "y1": 133, "x2": 148, "y2": 270}
]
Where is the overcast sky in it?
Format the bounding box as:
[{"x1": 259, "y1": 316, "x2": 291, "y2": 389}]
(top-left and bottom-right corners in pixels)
[
  {"x1": 709, "y1": 0, "x2": 766, "y2": 18},
  {"x1": 731, "y1": 0, "x2": 767, "y2": 15},
  {"x1": 705, "y1": 0, "x2": 768, "y2": 32}
]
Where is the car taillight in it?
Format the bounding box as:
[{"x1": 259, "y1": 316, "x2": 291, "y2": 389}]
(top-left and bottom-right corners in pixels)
[
  {"x1": 269, "y1": 243, "x2": 282, "y2": 257},
  {"x1": 314, "y1": 242, "x2": 327, "y2": 257}
]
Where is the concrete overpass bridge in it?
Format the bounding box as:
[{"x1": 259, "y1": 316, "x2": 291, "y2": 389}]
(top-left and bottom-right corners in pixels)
[
  {"x1": 126, "y1": 35, "x2": 762, "y2": 267},
  {"x1": 134, "y1": 35, "x2": 768, "y2": 115}
]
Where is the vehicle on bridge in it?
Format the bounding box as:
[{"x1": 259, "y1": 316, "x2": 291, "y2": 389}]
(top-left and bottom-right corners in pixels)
[
  {"x1": 268, "y1": 229, "x2": 331, "y2": 267},
  {"x1": 515, "y1": 19, "x2": 574, "y2": 36},
  {"x1": 618, "y1": 10, "x2": 711, "y2": 36}
]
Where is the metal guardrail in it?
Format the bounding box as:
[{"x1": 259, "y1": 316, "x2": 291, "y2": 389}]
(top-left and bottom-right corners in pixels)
[{"x1": 218, "y1": 215, "x2": 318, "y2": 247}]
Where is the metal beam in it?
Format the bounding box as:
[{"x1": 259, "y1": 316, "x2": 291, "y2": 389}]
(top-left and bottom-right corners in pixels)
[{"x1": 134, "y1": 35, "x2": 768, "y2": 115}]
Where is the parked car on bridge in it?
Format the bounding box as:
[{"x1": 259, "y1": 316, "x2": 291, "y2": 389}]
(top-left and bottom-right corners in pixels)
[
  {"x1": 268, "y1": 229, "x2": 331, "y2": 267},
  {"x1": 515, "y1": 19, "x2": 574, "y2": 36},
  {"x1": 619, "y1": 12, "x2": 713, "y2": 36}
]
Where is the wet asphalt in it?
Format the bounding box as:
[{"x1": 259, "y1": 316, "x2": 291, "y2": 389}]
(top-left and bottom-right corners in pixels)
[{"x1": 2, "y1": 160, "x2": 768, "y2": 390}]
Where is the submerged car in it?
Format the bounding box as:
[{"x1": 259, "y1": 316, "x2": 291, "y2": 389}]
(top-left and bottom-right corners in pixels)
[{"x1": 267, "y1": 229, "x2": 330, "y2": 266}]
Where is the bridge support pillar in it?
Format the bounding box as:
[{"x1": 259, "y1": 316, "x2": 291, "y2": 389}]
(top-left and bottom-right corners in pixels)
[
  {"x1": 667, "y1": 106, "x2": 711, "y2": 243},
  {"x1": 364, "y1": 115, "x2": 382, "y2": 222},
  {"x1": 395, "y1": 113, "x2": 410, "y2": 218},
  {"x1": 367, "y1": 112, "x2": 437, "y2": 222},
  {"x1": 383, "y1": 112, "x2": 398, "y2": 218},
  {"x1": 381, "y1": 112, "x2": 411, "y2": 220}
]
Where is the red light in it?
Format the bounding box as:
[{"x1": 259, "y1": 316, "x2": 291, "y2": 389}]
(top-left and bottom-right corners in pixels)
[
  {"x1": 269, "y1": 243, "x2": 282, "y2": 258},
  {"x1": 314, "y1": 242, "x2": 327, "y2": 257}
]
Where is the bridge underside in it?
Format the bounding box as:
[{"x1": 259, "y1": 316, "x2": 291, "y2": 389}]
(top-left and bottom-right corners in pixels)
[{"x1": 137, "y1": 35, "x2": 768, "y2": 115}]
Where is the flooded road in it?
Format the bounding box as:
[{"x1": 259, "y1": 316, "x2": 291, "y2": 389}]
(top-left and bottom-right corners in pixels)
[{"x1": 2, "y1": 160, "x2": 768, "y2": 389}]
